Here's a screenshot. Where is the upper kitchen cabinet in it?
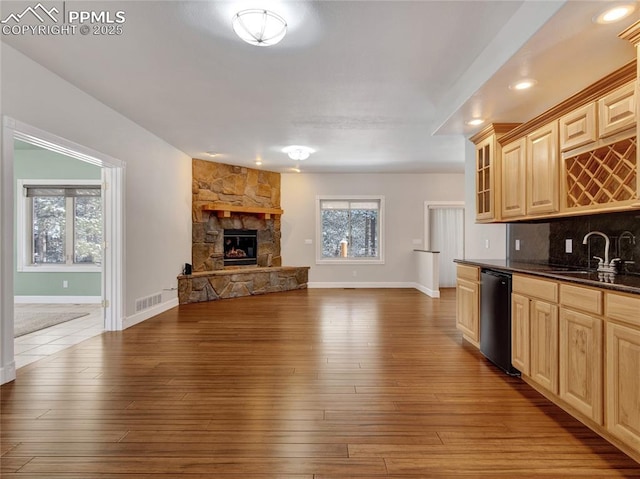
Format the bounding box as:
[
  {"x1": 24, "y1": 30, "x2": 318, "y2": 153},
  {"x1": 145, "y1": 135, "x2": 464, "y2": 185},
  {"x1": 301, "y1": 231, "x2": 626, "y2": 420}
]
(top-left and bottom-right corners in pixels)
[
  {"x1": 526, "y1": 122, "x2": 559, "y2": 216},
  {"x1": 470, "y1": 124, "x2": 519, "y2": 222},
  {"x1": 598, "y1": 81, "x2": 636, "y2": 138},
  {"x1": 501, "y1": 138, "x2": 527, "y2": 219},
  {"x1": 559, "y1": 103, "x2": 597, "y2": 152},
  {"x1": 492, "y1": 60, "x2": 639, "y2": 222}
]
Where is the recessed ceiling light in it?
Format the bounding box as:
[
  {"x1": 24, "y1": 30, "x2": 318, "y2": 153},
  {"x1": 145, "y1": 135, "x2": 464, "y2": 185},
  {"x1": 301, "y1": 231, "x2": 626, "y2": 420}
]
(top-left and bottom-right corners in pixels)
[
  {"x1": 282, "y1": 145, "x2": 315, "y2": 161},
  {"x1": 466, "y1": 119, "x2": 485, "y2": 126},
  {"x1": 255, "y1": 160, "x2": 263, "y2": 166},
  {"x1": 509, "y1": 79, "x2": 537, "y2": 91},
  {"x1": 594, "y1": 4, "x2": 635, "y2": 24},
  {"x1": 205, "y1": 151, "x2": 220, "y2": 158}
]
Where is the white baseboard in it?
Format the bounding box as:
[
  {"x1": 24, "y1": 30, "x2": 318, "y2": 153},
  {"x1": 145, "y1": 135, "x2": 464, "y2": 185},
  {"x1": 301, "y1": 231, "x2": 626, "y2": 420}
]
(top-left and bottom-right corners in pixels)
[
  {"x1": 123, "y1": 298, "x2": 179, "y2": 330},
  {"x1": 308, "y1": 282, "x2": 417, "y2": 289},
  {"x1": 14, "y1": 295, "x2": 102, "y2": 304},
  {"x1": 307, "y1": 281, "x2": 441, "y2": 298},
  {"x1": 1, "y1": 361, "x2": 16, "y2": 385},
  {"x1": 413, "y1": 282, "x2": 440, "y2": 298}
]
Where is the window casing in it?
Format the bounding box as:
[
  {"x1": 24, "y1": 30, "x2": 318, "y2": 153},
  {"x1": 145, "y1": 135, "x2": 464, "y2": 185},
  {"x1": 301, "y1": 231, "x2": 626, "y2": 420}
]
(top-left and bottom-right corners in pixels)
[
  {"x1": 316, "y1": 196, "x2": 384, "y2": 264},
  {"x1": 17, "y1": 179, "x2": 103, "y2": 272}
]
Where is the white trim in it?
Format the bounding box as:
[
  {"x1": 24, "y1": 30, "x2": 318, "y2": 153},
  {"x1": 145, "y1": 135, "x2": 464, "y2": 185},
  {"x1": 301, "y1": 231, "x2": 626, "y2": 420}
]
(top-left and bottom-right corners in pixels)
[
  {"x1": 308, "y1": 281, "x2": 440, "y2": 298},
  {"x1": 414, "y1": 283, "x2": 441, "y2": 298},
  {"x1": 14, "y1": 295, "x2": 102, "y2": 304},
  {"x1": 0, "y1": 362, "x2": 16, "y2": 385},
  {"x1": 308, "y1": 282, "x2": 416, "y2": 289},
  {"x1": 1, "y1": 118, "x2": 17, "y2": 384},
  {"x1": 123, "y1": 298, "x2": 179, "y2": 330},
  {"x1": 423, "y1": 201, "x2": 465, "y2": 251},
  {"x1": 16, "y1": 179, "x2": 103, "y2": 273},
  {"x1": 315, "y1": 195, "x2": 385, "y2": 265}
]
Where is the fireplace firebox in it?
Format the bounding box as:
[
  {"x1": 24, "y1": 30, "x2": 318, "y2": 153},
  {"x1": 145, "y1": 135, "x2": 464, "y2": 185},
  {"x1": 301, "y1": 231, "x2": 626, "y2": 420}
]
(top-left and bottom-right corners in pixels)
[{"x1": 223, "y1": 229, "x2": 258, "y2": 266}]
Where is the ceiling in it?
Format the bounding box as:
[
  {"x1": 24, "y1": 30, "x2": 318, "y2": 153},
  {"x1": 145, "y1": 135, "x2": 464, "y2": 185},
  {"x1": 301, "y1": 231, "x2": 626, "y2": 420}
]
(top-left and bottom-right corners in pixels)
[{"x1": 2, "y1": 1, "x2": 639, "y2": 173}]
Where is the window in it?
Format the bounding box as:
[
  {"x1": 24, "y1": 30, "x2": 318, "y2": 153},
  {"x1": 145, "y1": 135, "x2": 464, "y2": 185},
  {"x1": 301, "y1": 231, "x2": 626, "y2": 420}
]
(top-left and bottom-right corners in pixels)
[
  {"x1": 316, "y1": 196, "x2": 384, "y2": 264},
  {"x1": 17, "y1": 180, "x2": 103, "y2": 272}
]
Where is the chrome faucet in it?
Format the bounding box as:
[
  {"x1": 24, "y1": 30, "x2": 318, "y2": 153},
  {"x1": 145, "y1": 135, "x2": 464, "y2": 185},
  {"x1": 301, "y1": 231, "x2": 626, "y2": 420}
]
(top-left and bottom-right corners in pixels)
[{"x1": 583, "y1": 231, "x2": 617, "y2": 273}]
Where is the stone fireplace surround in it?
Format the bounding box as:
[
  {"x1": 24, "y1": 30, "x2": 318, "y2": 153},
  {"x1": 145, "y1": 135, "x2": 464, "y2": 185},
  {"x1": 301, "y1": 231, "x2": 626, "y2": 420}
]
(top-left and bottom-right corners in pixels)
[{"x1": 178, "y1": 159, "x2": 308, "y2": 304}]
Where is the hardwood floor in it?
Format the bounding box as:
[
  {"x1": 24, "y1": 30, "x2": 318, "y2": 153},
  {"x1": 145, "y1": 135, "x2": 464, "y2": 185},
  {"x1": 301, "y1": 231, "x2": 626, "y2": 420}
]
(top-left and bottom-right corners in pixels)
[{"x1": 2, "y1": 288, "x2": 639, "y2": 478}]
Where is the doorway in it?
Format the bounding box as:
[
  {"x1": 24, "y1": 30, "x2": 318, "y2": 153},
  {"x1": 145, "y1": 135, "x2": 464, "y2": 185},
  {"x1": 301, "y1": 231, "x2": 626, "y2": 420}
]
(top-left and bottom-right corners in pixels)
[
  {"x1": 424, "y1": 202, "x2": 465, "y2": 288},
  {"x1": 1, "y1": 118, "x2": 124, "y2": 383}
]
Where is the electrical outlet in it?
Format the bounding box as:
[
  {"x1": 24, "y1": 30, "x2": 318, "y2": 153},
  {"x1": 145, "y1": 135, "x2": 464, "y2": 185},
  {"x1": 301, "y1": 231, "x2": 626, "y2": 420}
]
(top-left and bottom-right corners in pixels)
[
  {"x1": 412, "y1": 239, "x2": 422, "y2": 245},
  {"x1": 565, "y1": 239, "x2": 573, "y2": 254},
  {"x1": 304, "y1": 239, "x2": 312, "y2": 245},
  {"x1": 515, "y1": 239, "x2": 520, "y2": 251},
  {"x1": 63, "y1": 280, "x2": 68, "y2": 288}
]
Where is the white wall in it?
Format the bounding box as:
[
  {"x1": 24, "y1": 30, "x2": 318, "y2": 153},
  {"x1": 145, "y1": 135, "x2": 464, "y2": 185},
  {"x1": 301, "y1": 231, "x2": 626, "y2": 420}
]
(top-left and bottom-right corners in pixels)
[
  {"x1": 281, "y1": 172, "x2": 465, "y2": 285},
  {"x1": 463, "y1": 139, "x2": 507, "y2": 259},
  {"x1": 1, "y1": 45, "x2": 192, "y2": 317}
]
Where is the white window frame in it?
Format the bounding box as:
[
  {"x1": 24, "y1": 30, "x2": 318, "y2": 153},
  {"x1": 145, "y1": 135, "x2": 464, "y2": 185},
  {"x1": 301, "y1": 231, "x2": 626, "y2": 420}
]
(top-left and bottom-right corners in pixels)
[
  {"x1": 315, "y1": 195, "x2": 385, "y2": 265},
  {"x1": 17, "y1": 178, "x2": 103, "y2": 273}
]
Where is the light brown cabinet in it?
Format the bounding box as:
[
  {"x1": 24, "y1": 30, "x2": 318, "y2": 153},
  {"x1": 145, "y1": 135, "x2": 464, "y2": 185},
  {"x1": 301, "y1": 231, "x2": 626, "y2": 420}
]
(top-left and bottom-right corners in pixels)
[
  {"x1": 598, "y1": 81, "x2": 636, "y2": 138},
  {"x1": 477, "y1": 61, "x2": 638, "y2": 223},
  {"x1": 512, "y1": 275, "x2": 559, "y2": 392},
  {"x1": 511, "y1": 293, "x2": 530, "y2": 375},
  {"x1": 501, "y1": 138, "x2": 526, "y2": 218},
  {"x1": 456, "y1": 265, "x2": 480, "y2": 347},
  {"x1": 605, "y1": 291, "x2": 640, "y2": 452},
  {"x1": 559, "y1": 307, "x2": 603, "y2": 424},
  {"x1": 530, "y1": 299, "x2": 559, "y2": 395},
  {"x1": 509, "y1": 272, "x2": 640, "y2": 462},
  {"x1": 526, "y1": 122, "x2": 559, "y2": 215},
  {"x1": 559, "y1": 103, "x2": 597, "y2": 151},
  {"x1": 470, "y1": 124, "x2": 519, "y2": 222}
]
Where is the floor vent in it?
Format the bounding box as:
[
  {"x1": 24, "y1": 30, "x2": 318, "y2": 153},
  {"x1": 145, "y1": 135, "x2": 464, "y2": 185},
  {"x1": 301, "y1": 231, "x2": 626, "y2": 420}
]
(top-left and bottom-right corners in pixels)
[{"x1": 135, "y1": 293, "x2": 162, "y2": 313}]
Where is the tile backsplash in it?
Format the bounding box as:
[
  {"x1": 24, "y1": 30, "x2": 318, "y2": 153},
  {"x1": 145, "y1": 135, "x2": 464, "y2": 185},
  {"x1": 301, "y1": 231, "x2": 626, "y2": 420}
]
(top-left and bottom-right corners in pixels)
[{"x1": 508, "y1": 210, "x2": 640, "y2": 274}]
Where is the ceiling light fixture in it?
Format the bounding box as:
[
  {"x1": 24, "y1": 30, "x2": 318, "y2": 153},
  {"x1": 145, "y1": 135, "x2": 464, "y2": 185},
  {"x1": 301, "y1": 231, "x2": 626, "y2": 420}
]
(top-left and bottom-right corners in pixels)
[
  {"x1": 509, "y1": 79, "x2": 537, "y2": 91},
  {"x1": 205, "y1": 151, "x2": 220, "y2": 158},
  {"x1": 232, "y1": 9, "x2": 287, "y2": 47},
  {"x1": 595, "y1": 4, "x2": 635, "y2": 24},
  {"x1": 466, "y1": 118, "x2": 485, "y2": 126},
  {"x1": 282, "y1": 145, "x2": 315, "y2": 161}
]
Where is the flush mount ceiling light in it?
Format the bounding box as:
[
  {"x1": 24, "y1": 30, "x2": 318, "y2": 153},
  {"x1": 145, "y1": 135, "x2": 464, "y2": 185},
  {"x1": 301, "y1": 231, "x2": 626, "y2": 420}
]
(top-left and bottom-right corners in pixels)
[
  {"x1": 594, "y1": 3, "x2": 636, "y2": 24},
  {"x1": 509, "y1": 79, "x2": 537, "y2": 91},
  {"x1": 232, "y1": 9, "x2": 287, "y2": 47},
  {"x1": 282, "y1": 145, "x2": 315, "y2": 161}
]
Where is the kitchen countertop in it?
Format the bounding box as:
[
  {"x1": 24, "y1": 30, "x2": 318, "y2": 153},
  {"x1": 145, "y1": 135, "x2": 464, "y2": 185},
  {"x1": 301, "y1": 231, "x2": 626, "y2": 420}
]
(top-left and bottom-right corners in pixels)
[{"x1": 454, "y1": 259, "x2": 640, "y2": 295}]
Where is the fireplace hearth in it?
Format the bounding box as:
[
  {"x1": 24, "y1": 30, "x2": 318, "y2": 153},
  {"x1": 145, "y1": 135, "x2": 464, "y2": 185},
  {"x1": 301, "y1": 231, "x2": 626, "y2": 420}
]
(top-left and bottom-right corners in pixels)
[{"x1": 224, "y1": 229, "x2": 258, "y2": 266}]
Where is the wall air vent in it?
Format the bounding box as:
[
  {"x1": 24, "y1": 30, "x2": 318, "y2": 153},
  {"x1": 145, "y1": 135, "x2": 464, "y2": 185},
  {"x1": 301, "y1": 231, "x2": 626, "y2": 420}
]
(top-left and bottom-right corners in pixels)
[{"x1": 135, "y1": 292, "x2": 162, "y2": 313}]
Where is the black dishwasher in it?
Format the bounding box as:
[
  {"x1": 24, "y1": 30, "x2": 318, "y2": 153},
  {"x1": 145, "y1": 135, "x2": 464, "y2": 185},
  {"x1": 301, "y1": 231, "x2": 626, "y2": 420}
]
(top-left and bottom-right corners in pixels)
[{"x1": 480, "y1": 269, "x2": 519, "y2": 376}]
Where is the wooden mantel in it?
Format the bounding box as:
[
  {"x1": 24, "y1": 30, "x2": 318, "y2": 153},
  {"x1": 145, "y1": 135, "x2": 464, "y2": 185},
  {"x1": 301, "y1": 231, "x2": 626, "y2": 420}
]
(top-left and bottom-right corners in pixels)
[{"x1": 202, "y1": 202, "x2": 284, "y2": 219}]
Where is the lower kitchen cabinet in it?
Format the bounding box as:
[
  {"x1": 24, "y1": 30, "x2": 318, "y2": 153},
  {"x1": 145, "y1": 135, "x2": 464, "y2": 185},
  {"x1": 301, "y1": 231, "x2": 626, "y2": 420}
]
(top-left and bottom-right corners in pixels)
[
  {"x1": 456, "y1": 277, "x2": 479, "y2": 346},
  {"x1": 511, "y1": 293, "x2": 530, "y2": 375},
  {"x1": 605, "y1": 291, "x2": 640, "y2": 453},
  {"x1": 530, "y1": 299, "x2": 559, "y2": 395},
  {"x1": 559, "y1": 307, "x2": 603, "y2": 424}
]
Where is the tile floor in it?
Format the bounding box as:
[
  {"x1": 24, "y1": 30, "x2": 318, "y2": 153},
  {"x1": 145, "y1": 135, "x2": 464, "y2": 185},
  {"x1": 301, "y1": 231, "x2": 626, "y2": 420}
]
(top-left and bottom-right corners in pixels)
[{"x1": 13, "y1": 303, "x2": 104, "y2": 369}]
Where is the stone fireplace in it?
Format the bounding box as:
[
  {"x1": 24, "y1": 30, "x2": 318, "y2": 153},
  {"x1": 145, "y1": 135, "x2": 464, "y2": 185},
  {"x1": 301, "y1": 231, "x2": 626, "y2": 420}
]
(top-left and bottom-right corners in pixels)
[
  {"x1": 179, "y1": 159, "x2": 308, "y2": 304},
  {"x1": 191, "y1": 159, "x2": 282, "y2": 272}
]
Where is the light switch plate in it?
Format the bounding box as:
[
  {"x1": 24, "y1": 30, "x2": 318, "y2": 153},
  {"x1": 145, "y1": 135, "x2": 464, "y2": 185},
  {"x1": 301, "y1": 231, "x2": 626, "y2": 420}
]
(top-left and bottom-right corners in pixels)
[
  {"x1": 304, "y1": 239, "x2": 312, "y2": 245},
  {"x1": 515, "y1": 239, "x2": 520, "y2": 251},
  {"x1": 565, "y1": 239, "x2": 572, "y2": 253},
  {"x1": 485, "y1": 239, "x2": 490, "y2": 249}
]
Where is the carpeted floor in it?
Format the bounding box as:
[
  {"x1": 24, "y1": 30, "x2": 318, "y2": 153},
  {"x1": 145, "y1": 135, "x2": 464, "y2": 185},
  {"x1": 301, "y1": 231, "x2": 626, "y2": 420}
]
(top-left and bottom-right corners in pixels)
[{"x1": 14, "y1": 311, "x2": 89, "y2": 338}]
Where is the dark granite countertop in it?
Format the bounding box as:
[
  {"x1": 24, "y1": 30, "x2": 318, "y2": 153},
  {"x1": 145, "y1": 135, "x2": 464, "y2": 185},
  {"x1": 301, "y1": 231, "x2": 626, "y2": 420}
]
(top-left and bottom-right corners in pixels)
[{"x1": 454, "y1": 259, "x2": 640, "y2": 295}]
